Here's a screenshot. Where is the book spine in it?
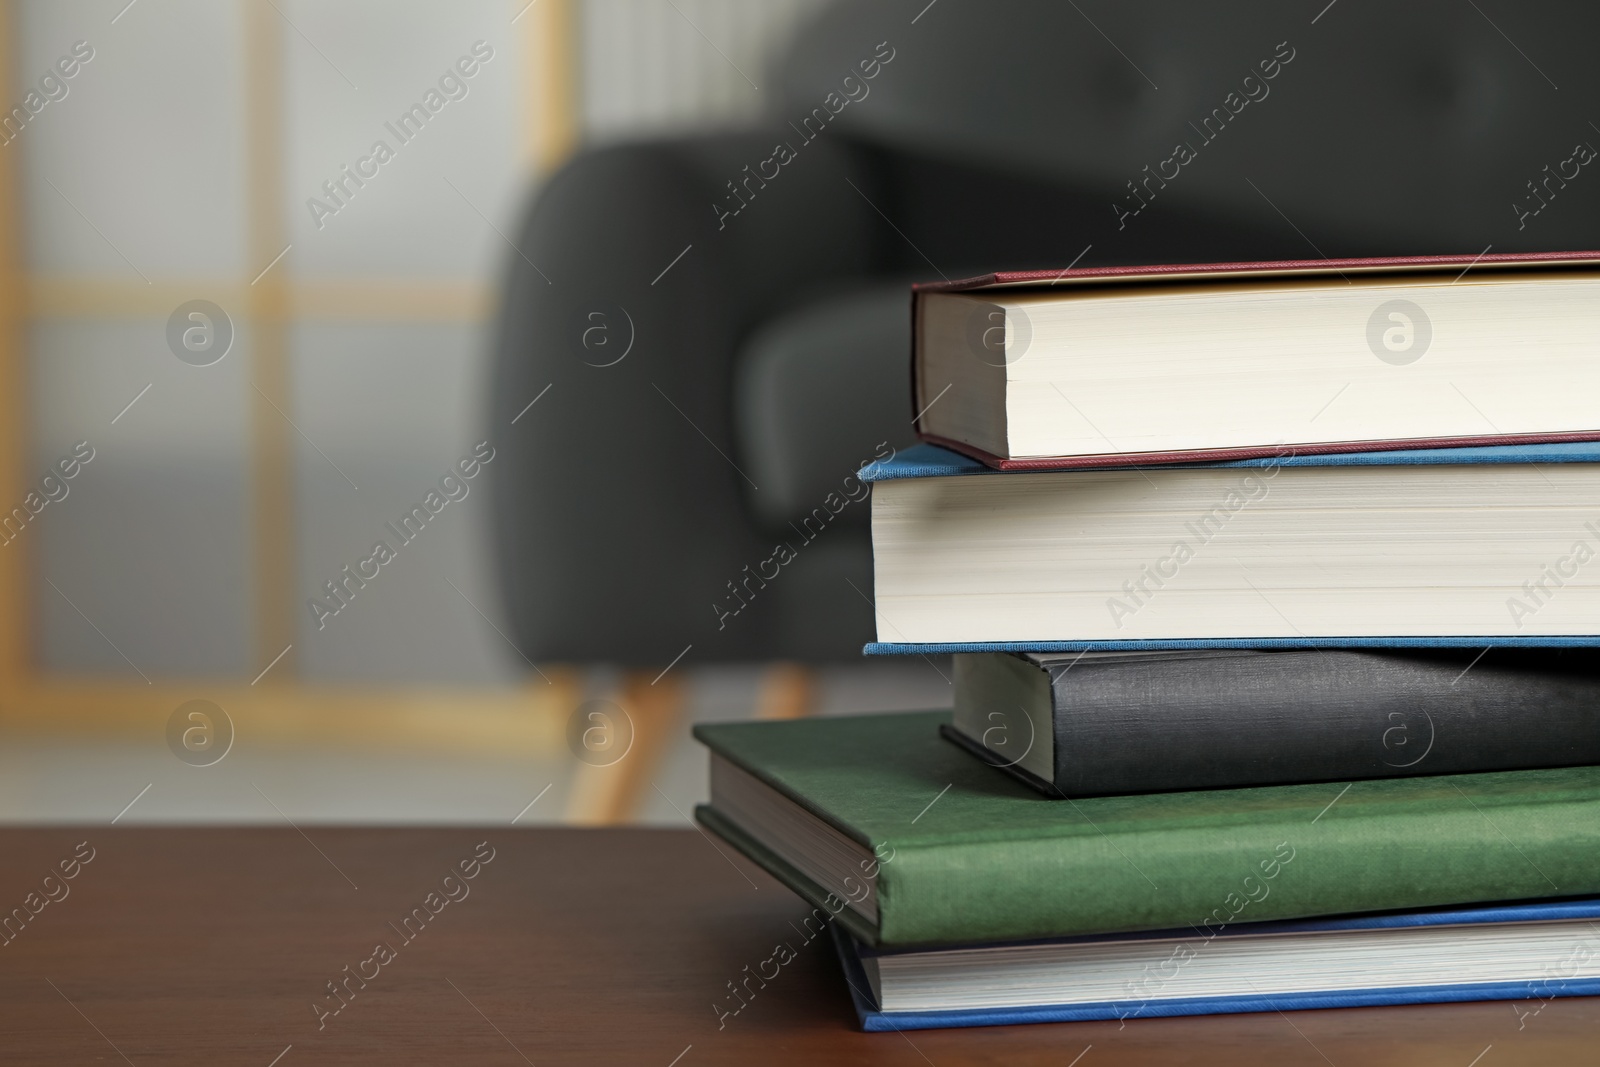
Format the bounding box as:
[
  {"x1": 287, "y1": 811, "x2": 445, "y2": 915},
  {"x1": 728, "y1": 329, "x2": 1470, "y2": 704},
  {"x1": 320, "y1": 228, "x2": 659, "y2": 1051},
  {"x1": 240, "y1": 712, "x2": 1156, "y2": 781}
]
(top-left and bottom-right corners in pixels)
[{"x1": 1049, "y1": 651, "x2": 1600, "y2": 795}]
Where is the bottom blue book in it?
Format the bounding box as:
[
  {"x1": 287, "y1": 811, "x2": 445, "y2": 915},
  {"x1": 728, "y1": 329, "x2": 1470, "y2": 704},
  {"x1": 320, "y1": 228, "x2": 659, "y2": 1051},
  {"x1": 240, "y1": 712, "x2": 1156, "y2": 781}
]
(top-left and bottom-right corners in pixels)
[{"x1": 832, "y1": 898, "x2": 1600, "y2": 1031}]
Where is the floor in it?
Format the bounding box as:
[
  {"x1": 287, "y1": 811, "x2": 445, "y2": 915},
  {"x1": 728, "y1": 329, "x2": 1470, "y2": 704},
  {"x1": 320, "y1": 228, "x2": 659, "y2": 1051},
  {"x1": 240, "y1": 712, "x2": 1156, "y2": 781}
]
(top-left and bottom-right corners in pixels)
[{"x1": 0, "y1": 661, "x2": 952, "y2": 826}]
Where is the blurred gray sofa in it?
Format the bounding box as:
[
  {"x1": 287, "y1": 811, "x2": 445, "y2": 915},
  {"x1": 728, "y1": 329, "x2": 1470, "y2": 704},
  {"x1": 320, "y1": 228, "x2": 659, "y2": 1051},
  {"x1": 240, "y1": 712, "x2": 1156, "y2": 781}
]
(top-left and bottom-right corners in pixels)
[{"x1": 491, "y1": 0, "x2": 1600, "y2": 666}]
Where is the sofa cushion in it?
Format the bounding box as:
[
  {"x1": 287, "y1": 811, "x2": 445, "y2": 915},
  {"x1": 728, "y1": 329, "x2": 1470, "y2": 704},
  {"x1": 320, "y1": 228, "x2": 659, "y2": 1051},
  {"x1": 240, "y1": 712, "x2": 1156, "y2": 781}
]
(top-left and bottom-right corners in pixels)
[{"x1": 734, "y1": 284, "x2": 917, "y2": 532}]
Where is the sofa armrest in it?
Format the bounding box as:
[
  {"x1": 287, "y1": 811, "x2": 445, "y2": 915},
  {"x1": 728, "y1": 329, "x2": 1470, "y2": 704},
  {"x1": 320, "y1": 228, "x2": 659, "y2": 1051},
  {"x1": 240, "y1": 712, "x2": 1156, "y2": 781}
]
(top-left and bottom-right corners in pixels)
[{"x1": 489, "y1": 133, "x2": 884, "y2": 664}]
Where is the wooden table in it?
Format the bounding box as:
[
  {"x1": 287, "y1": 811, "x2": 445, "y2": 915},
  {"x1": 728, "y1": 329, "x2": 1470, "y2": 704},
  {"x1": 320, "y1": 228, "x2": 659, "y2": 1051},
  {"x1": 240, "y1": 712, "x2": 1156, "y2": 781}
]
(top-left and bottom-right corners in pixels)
[{"x1": 0, "y1": 826, "x2": 1594, "y2": 1065}]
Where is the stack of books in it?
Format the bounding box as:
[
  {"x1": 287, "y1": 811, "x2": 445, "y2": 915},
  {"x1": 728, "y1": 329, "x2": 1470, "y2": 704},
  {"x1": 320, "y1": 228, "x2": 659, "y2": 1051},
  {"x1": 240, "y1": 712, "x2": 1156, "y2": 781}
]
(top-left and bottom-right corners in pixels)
[{"x1": 696, "y1": 252, "x2": 1600, "y2": 1030}]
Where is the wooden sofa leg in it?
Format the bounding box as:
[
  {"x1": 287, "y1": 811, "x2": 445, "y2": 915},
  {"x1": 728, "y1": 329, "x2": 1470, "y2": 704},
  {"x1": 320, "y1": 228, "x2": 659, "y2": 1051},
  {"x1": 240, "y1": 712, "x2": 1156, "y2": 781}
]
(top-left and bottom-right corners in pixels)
[
  {"x1": 563, "y1": 669, "x2": 686, "y2": 825},
  {"x1": 754, "y1": 661, "x2": 815, "y2": 720}
]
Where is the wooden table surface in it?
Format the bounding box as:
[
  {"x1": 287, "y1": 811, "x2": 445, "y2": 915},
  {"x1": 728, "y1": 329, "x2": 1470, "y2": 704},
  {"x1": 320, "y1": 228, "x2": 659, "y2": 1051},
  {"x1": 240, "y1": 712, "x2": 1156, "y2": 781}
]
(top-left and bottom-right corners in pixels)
[{"x1": 0, "y1": 826, "x2": 1595, "y2": 1065}]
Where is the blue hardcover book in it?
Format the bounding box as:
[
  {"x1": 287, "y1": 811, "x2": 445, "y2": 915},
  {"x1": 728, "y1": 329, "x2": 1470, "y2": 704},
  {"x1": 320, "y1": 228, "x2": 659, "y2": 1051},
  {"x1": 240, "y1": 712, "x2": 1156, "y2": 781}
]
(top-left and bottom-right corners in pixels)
[
  {"x1": 859, "y1": 443, "x2": 1600, "y2": 654},
  {"x1": 833, "y1": 896, "x2": 1600, "y2": 1031}
]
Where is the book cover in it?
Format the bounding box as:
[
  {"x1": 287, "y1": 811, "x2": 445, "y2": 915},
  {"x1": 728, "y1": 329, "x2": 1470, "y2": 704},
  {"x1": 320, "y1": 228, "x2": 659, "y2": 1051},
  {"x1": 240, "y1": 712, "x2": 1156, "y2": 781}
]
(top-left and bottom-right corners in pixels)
[
  {"x1": 833, "y1": 897, "x2": 1600, "y2": 1031},
  {"x1": 917, "y1": 251, "x2": 1600, "y2": 296},
  {"x1": 861, "y1": 440, "x2": 1600, "y2": 483},
  {"x1": 946, "y1": 649, "x2": 1600, "y2": 796},
  {"x1": 693, "y1": 711, "x2": 1600, "y2": 948}
]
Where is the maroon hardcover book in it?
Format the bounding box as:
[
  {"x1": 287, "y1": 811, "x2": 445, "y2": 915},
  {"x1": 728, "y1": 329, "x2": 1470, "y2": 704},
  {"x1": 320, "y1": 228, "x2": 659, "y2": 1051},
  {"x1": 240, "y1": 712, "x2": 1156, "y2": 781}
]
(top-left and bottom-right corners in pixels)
[{"x1": 911, "y1": 251, "x2": 1600, "y2": 471}]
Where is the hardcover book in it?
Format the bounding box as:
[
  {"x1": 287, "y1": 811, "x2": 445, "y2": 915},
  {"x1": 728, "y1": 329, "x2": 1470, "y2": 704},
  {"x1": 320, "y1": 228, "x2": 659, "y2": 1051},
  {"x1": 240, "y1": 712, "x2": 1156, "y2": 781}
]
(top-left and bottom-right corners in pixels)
[
  {"x1": 912, "y1": 251, "x2": 1600, "y2": 470},
  {"x1": 947, "y1": 648, "x2": 1600, "y2": 796},
  {"x1": 693, "y1": 711, "x2": 1600, "y2": 948},
  {"x1": 834, "y1": 897, "x2": 1600, "y2": 1030},
  {"x1": 862, "y1": 441, "x2": 1600, "y2": 647}
]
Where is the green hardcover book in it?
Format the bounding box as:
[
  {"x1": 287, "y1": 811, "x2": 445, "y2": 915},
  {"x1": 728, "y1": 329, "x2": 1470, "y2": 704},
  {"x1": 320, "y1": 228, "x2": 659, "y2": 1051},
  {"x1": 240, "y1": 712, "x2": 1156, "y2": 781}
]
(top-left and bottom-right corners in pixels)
[{"x1": 693, "y1": 711, "x2": 1600, "y2": 948}]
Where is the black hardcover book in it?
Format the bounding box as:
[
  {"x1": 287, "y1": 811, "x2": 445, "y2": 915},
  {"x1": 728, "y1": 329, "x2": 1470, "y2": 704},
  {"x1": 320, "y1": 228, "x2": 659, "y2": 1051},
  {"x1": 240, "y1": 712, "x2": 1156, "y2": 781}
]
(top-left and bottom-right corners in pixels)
[{"x1": 945, "y1": 649, "x2": 1600, "y2": 797}]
